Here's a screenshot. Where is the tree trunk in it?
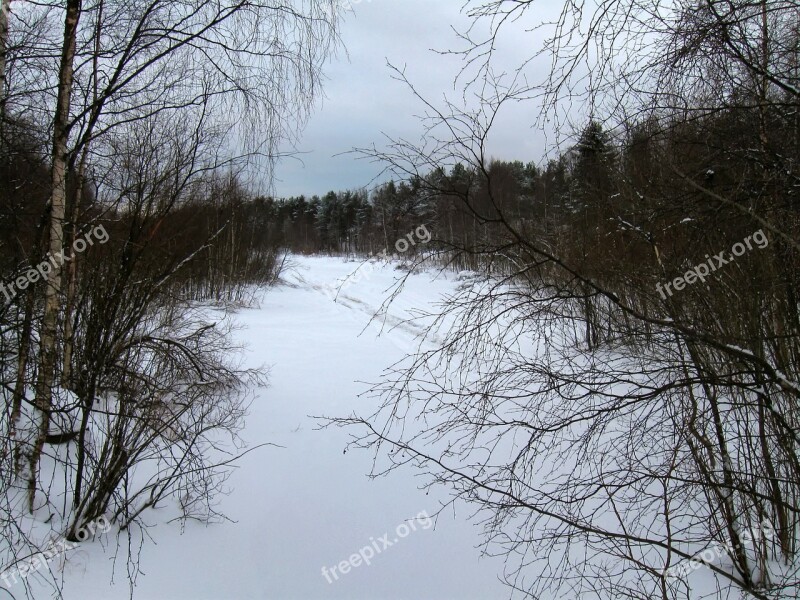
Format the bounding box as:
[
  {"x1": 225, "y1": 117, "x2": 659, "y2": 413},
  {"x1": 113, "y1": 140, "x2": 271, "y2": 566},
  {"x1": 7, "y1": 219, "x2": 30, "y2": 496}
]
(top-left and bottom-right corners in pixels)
[
  {"x1": 62, "y1": 148, "x2": 89, "y2": 387},
  {"x1": 0, "y1": 0, "x2": 10, "y2": 119},
  {"x1": 26, "y1": 0, "x2": 82, "y2": 513}
]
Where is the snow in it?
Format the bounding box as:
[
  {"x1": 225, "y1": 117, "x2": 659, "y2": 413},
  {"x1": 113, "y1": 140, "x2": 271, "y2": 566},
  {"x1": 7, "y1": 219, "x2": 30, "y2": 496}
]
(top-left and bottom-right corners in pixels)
[
  {"x1": 6, "y1": 255, "x2": 797, "y2": 598},
  {"x1": 14, "y1": 255, "x2": 508, "y2": 599}
]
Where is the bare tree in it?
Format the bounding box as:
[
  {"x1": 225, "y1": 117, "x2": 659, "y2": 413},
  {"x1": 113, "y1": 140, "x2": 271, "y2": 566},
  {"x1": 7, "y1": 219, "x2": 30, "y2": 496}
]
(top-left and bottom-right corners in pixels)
[
  {"x1": 5, "y1": 0, "x2": 341, "y2": 514},
  {"x1": 0, "y1": 1, "x2": 341, "y2": 594},
  {"x1": 329, "y1": 2, "x2": 800, "y2": 598},
  {"x1": 0, "y1": 0, "x2": 9, "y2": 119}
]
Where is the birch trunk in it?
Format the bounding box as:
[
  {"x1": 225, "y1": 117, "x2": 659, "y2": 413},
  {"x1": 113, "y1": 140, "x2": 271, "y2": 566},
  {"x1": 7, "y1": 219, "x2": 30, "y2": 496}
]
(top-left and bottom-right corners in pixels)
[
  {"x1": 0, "y1": 0, "x2": 10, "y2": 119},
  {"x1": 24, "y1": 0, "x2": 82, "y2": 513}
]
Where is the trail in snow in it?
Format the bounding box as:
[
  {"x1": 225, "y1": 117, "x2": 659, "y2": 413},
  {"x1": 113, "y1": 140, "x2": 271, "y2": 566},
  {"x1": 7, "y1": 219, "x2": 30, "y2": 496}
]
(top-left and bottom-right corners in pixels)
[{"x1": 44, "y1": 255, "x2": 507, "y2": 600}]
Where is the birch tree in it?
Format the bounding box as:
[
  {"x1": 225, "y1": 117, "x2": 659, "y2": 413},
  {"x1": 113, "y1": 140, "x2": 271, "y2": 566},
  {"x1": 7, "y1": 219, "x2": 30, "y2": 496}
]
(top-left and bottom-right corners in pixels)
[
  {"x1": 0, "y1": 0, "x2": 9, "y2": 119},
  {"x1": 7, "y1": 0, "x2": 341, "y2": 513},
  {"x1": 19, "y1": 0, "x2": 82, "y2": 513}
]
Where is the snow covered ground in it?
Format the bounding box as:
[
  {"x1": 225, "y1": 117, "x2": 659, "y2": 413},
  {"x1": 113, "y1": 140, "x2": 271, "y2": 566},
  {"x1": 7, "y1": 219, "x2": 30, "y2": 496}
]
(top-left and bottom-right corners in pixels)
[{"x1": 25, "y1": 255, "x2": 509, "y2": 599}]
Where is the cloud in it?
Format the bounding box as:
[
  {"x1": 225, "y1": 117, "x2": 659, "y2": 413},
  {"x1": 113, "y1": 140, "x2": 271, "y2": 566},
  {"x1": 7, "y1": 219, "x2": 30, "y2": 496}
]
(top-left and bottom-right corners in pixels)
[{"x1": 273, "y1": 0, "x2": 555, "y2": 198}]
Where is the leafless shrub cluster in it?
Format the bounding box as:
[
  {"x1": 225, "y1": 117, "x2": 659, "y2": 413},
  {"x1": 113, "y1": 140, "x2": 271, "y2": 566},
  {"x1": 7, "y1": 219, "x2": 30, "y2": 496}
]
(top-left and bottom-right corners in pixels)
[
  {"x1": 328, "y1": 2, "x2": 800, "y2": 599},
  {"x1": 0, "y1": 0, "x2": 340, "y2": 595}
]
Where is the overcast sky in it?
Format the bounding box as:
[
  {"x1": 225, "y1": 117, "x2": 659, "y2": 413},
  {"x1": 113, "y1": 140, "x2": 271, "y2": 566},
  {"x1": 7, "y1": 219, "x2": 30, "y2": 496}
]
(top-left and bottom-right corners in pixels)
[{"x1": 273, "y1": 0, "x2": 562, "y2": 198}]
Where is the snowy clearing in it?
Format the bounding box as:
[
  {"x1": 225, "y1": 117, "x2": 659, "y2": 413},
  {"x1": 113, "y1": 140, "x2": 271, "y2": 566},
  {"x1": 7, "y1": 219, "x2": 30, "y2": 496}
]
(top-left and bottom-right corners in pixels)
[{"x1": 18, "y1": 255, "x2": 508, "y2": 600}]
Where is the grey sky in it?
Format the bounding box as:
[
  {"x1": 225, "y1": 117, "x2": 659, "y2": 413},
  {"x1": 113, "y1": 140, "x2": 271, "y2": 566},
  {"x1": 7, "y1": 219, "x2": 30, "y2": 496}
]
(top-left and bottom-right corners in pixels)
[{"x1": 273, "y1": 0, "x2": 558, "y2": 198}]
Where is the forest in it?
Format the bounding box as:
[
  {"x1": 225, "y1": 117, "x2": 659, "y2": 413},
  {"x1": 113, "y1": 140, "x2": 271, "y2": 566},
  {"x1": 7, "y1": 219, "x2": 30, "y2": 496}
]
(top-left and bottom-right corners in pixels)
[{"x1": 1, "y1": 1, "x2": 800, "y2": 599}]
